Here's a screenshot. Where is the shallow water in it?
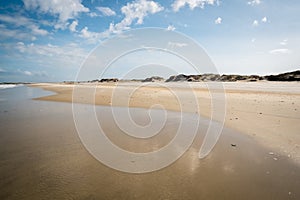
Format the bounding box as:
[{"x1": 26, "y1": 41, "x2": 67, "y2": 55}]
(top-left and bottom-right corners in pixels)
[{"x1": 0, "y1": 86, "x2": 299, "y2": 199}]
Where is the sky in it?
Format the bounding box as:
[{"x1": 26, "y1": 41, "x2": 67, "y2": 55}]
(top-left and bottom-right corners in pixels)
[{"x1": 0, "y1": 0, "x2": 299, "y2": 82}]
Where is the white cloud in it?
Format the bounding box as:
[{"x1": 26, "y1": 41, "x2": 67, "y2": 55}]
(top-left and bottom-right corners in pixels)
[
  {"x1": 168, "y1": 41, "x2": 188, "y2": 48},
  {"x1": 247, "y1": 0, "x2": 261, "y2": 6},
  {"x1": 80, "y1": 27, "x2": 91, "y2": 38},
  {"x1": 69, "y1": 20, "x2": 78, "y2": 32},
  {"x1": 280, "y1": 39, "x2": 288, "y2": 46},
  {"x1": 167, "y1": 25, "x2": 176, "y2": 31},
  {"x1": 30, "y1": 25, "x2": 48, "y2": 36},
  {"x1": 261, "y1": 16, "x2": 267, "y2": 23},
  {"x1": 78, "y1": 0, "x2": 163, "y2": 42},
  {"x1": 79, "y1": 27, "x2": 103, "y2": 43},
  {"x1": 80, "y1": 27, "x2": 93, "y2": 38},
  {"x1": 172, "y1": 0, "x2": 217, "y2": 12},
  {"x1": 251, "y1": 38, "x2": 256, "y2": 43},
  {"x1": 269, "y1": 48, "x2": 291, "y2": 55},
  {"x1": 109, "y1": 0, "x2": 164, "y2": 34},
  {"x1": 252, "y1": 20, "x2": 259, "y2": 26},
  {"x1": 215, "y1": 17, "x2": 222, "y2": 24},
  {"x1": 96, "y1": 7, "x2": 116, "y2": 16},
  {"x1": 88, "y1": 12, "x2": 99, "y2": 17},
  {"x1": 22, "y1": 0, "x2": 89, "y2": 23}
]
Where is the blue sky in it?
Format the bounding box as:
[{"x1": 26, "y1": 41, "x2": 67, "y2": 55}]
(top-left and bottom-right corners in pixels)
[{"x1": 0, "y1": 0, "x2": 299, "y2": 82}]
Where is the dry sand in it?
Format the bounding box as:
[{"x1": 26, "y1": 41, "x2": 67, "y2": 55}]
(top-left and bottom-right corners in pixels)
[{"x1": 32, "y1": 82, "x2": 300, "y2": 164}]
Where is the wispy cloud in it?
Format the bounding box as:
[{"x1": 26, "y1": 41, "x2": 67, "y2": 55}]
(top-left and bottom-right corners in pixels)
[
  {"x1": 14, "y1": 42, "x2": 87, "y2": 65},
  {"x1": 0, "y1": 41, "x2": 89, "y2": 81},
  {"x1": 168, "y1": 41, "x2": 188, "y2": 48},
  {"x1": 0, "y1": 26, "x2": 37, "y2": 41},
  {"x1": 0, "y1": 14, "x2": 49, "y2": 39},
  {"x1": 23, "y1": 70, "x2": 33, "y2": 76},
  {"x1": 30, "y1": 25, "x2": 48, "y2": 36},
  {"x1": 21, "y1": 70, "x2": 48, "y2": 77},
  {"x1": 88, "y1": 12, "x2": 99, "y2": 18},
  {"x1": 96, "y1": 7, "x2": 116, "y2": 16},
  {"x1": 280, "y1": 39, "x2": 288, "y2": 46},
  {"x1": 247, "y1": 0, "x2": 261, "y2": 6},
  {"x1": 269, "y1": 48, "x2": 291, "y2": 55},
  {"x1": 0, "y1": 14, "x2": 32, "y2": 27}
]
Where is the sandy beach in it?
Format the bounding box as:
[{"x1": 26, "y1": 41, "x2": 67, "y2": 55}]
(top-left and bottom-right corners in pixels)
[
  {"x1": 0, "y1": 84, "x2": 299, "y2": 199},
  {"x1": 32, "y1": 81, "x2": 300, "y2": 165}
]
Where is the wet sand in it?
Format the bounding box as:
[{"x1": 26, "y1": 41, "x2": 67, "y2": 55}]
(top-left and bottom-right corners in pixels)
[
  {"x1": 32, "y1": 82, "x2": 300, "y2": 164},
  {"x1": 0, "y1": 86, "x2": 299, "y2": 199}
]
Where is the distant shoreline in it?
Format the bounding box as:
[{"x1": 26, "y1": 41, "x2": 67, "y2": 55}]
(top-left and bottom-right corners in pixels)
[
  {"x1": 1, "y1": 70, "x2": 299, "y2": 84},
  {"x1": 64, "y1": 69, "x2": 300, "y2": 84}
]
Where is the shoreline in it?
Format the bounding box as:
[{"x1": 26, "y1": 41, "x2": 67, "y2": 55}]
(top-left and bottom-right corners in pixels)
[{"x1": 30, "y1": 82, "x2": 300, "y2": 165}]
